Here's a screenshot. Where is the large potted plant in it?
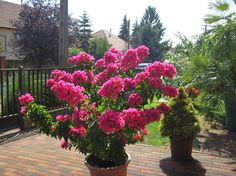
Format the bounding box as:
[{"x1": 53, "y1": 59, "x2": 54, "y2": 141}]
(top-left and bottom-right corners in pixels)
[
  {"x1": 19, "y1": 46, "x2": 179, "y2": 176},
  {"x1": 160, "y1": 87, "x2": 201, "y2": 161}
]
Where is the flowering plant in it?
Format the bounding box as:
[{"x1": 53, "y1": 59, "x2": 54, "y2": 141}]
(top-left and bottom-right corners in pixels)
[{"x1": 19, "y1": 46, "x2": 178, "y2": 167}]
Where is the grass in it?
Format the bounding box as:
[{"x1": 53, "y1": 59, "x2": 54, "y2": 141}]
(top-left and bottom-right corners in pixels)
[{"x1": 143, "y1": 121, "x2": 169, "y2": 147}]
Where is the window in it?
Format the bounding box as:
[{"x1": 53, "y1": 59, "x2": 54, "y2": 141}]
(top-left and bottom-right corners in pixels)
[{"x1": 0, "y1": 35, "x2": 6, "y2": 52}]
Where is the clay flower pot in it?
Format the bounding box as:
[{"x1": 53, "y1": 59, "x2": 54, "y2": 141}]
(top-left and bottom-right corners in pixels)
[
  {"x1": 170, "y1": 137, "x2": 193, "y2": 162},
  {"x1": 85, "y1": 153, "x2": 131, "y2": 176}
]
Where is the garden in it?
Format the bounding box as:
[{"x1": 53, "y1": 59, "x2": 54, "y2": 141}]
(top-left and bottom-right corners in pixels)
[{"x1": 1, "y1": 0, "x2": 236, "y2": 176}]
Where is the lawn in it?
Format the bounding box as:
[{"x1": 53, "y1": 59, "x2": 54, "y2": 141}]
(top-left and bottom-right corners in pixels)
[{"x1": 143, "y1": 121, "x2": 169, "y2": 147}]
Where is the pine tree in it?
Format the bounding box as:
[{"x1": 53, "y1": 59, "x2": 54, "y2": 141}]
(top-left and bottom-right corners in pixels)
[
  {"x1": 78, "y1": 11, "x2": 92, "y2": 52},
  {"x1": 118, "y1": 15, "x2": 130, "y2": 42},
  {"x1": 131, "y1": 6, "x2": 169, "y2": 62},
  {"x1": 130, "y1": 19, "x2": 142, "y2": 48}
]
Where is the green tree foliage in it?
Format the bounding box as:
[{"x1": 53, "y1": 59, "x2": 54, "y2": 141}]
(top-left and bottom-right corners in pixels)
[
  {"x1": 131, "y1": 6, "x2": 169, "y2": 62},
  {"x1": 118, "y1": 15, "x2": 130, "y2": 42},
  {"x1": 167, "y1": 0, "x2": 236, "y2": 122},
  {"x1": 10, "y1": 0, "x2": 79, "y2": 68},
  {"x1": 89, "y1": 38, "x2": 111, "y2": 59},
  {"x1": 160, "y1": 87, "x2": 201, "y2": 140},
  {"x1": 78, "y1": 11, "x2": 92, "y2": 52}
]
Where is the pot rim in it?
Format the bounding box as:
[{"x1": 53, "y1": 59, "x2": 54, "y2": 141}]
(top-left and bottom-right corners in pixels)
[{"x1": 84, "y1": 153, "x2": 131, "y2": 171}]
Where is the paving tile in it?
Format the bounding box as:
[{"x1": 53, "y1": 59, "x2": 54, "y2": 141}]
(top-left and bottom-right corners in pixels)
[{"x1": 0, "y1": 134, "x2": 235, "y2": 176}]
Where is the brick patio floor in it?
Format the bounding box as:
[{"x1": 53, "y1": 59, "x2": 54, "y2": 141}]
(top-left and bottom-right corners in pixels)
[{"x1": 0, "y1": 134, "x2": 236, "y2": 176}]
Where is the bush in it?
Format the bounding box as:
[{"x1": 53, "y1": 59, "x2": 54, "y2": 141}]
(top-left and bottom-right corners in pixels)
[{"x1": 160, "y1": 87, "x2": 201, "y2": 140}]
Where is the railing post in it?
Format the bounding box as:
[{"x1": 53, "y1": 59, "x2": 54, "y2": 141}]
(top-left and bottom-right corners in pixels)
[{"x1": 18, "y1": 65, "x2": 24, "y2": 130}]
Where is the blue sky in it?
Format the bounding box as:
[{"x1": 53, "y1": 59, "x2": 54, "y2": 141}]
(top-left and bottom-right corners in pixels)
[{"x1": 6, "y1": 0, "x2": 215, "y2": 43}]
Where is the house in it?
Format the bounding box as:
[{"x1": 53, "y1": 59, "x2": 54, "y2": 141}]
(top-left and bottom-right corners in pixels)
[
  {"x1": 92, "y1": 29, "x2": 129, "y2": 52},
  {"x1": 0, "y1": 0, "x2": 21, "y2": 68}
]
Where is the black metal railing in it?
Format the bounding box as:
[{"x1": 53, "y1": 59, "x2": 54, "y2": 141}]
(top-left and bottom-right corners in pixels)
[{"x1": 0, "y1": 66, "x2": 75, "y2": 123}]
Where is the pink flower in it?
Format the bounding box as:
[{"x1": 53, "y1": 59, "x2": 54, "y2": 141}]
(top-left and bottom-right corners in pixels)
[
  {"x1": 157, "y1": 103, "x2": 171, "y2": 113},
  {"x1": 145, "y1": 61, "x2": 165, "y2": 77},
  {"x1": 98, "y1": 76, "x2": 124, "y2": 99},
  {"x1": 68, "y1": 52, "x2": 95, "y2": 65},
  {"x1": 164, "y1": 63, "x2": 177, "y2": 79},
  {"x1": 95, "y1": 59, "x2": 104, "y2": 69},
  {"x1": 121, "y1": 49, "x2": 139, "y2": 71},
  {"x1": 94, "y1": 69, "x2": 110, "y2": 85},
  {"x1": 46, "y1": 79, "x2": 55, "y2": 87},
  {"x1": 20, "y1": 106, "x2": 27, "y2": 114},
  {"x1": 50, "y1": 125, "x2": 56, "y2": 132},
  {"x1": 128, "y1": 93, "x2": 143, "y2": 107},
  {"x1": 141, "y1": 128, "x2": 149, "y2": 135},
  {"x1": 107, "y1": 63, "x2": 119, "y2": 74},
  {"x1": 123, "y1": 78, "x2": 136, "y2": 91},
  {"x1": 86, "y1": 71, "x2": 95, "y2": 84},
  {"x1": 123, "y1": 108, "x2": 146, "y2": 130},
  {"x1": 73, "y1": 107, "x2": 88, "y2": 122},
  {"x1": 148, "y1": 77, "x2": 162, "y2": 89},
  {"x1": 61, "y1": 140, "x2": 69, "y2": 149},
  {"x1": 51, "y1": 69, "x2": 72, "y2": 82},
  {"x1": 56, "y1": 114, "x2": 72, "y2": 122},
  {"x1": 144, "y1": 108, "x2": 161, "y2": 124},
  {"x1": 134, "y1": 71, "x2": 149, "y2": 85},
  {"x1": 70, "y1": 126, "x2": 87, "y2": 137},
  {"x1": 98, "y1": 110, "x2": 125, "y2": 134},
  {"x1": 108, "y1": 47, "x2": 123, "y2": 58},
  {"x1": 19, "y1": 93, "x2": 34, "y2": 106},
  {"x1": 72, "y1": 71, "x2": 88, "y2": 85},
  {"x1": 136, "y1": 45, "x2": 149, "y2": 62},
  {"x1": 162, "y1": 85, "x2": 179, "y2": 98},
  {"x1": 104, "y1": 51, "x2": 118, "y2": 66},
  {"x1": 133, "y1": 134, "x2": 143, "y2": 141},
  {"x1": 51, "y1": 80, "x2": 87, "y2": 107}
]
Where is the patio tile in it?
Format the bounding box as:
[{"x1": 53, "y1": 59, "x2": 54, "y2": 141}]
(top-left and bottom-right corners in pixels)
[{"x1": 0, "y1": 134, "x2": 235, "y2": 176}]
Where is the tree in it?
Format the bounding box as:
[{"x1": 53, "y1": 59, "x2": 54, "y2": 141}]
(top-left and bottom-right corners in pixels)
[
  {"x1": 10, "y1": 0, "x2": 59, "y2": 67},
  {"x1": 78, "y1": 11, "x2": 92, "y2": 52},
  {"x1": 89, "y1": 38, "x2": 111, "y2": 59},
  {"x1": 10, "y1": 0, "x2": 79, "y2": 68},
  {"x1": 131, "y1": 6, "x2": 169, "y2": 62},
  {"x1": 130, "y1": 19, "x2": 141, "y2": 47},
  {"x1": 118, "y1": 15, "x2": 130, "y2": 42}
]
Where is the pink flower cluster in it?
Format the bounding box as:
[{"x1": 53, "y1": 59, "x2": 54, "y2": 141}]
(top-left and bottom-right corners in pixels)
[
  {"x1": 145, "y1": 61, "x2": 177, "y2": 78},
  {"x1": 51, "y1": 69, "x2": 72, "y2": 82},
  {"x1": 128, "y1": 93, "x2": 143, "y2": 107},
  {"x1": 72, "y1": 71, "x2": 88, "y2": 85},
  {"x1": 56, "y1": 114, "x2": 72, "y2": 121},
  {"x1": 120, "y1": 49, "x2": 139, "y2": 71},
  {"x1": 61, "y1": 140, "x2": 69, "y2": 149},
  {"x1": 19, "y1": 93, "x2": 34, "y2": 106},
  {"x1": 51, "y1": 80, "x2": 87, "y2": 107},
  {"x1": 123, "y1": 108, "x2": 146, "y2": 130},
  {"x1": 98, "y1": 110, "x2": 125, "y2": 134},
  {"x1": 162, "y1": 85, "x2": 179, "y2": 98},
  {"x1": 70, "y1": 125, "x2": 86, "y2": 137},
  {"x1": 136, "y1": 45, "x2": 150, "y2": 62},
  {"x1": 68, "y1": 52, "x2": 95, "y2": 65},
  {"x1": 98, "y1": 76, "x2": 124, "y2": 99},
  {"x1": 123, "y1": 78, "x2": 136, "y2": 90},
  {"x1": 143, "y1": 108, "x2": 161, "y2": 124}
]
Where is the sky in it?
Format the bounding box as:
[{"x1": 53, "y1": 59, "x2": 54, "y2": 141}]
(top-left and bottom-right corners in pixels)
[{"x1": 5, "y1": 0, "x2": 215, "y2": 43}]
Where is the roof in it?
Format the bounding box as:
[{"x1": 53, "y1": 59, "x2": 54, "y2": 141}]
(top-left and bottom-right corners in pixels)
[
  {"x1": 0, "y1": 1, "x2": 21, "y2": 29},
  {"x1": 92, "y1": 30, "x2": 129, "y2": 51}
]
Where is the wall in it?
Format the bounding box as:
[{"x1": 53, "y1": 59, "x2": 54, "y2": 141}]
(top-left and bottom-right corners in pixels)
[{"x1": 0, "y1": 27, "x2": 18, "y2": 61}]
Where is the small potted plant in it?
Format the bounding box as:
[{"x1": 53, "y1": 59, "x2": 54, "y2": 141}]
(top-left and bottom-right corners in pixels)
[
  {"x1": 19, "y1": 46, "x2": 179, "y2": 176},
  {"x1": 160, "y1": 87, "x2": 201, "y2": 161}
]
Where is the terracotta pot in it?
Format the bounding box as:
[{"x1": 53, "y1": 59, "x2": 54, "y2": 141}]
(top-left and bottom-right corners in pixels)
[
  {"x1": 170, "y1": 137, "x2": 193, "y2": 161},
  {"x1": 84, "y1": 153, "x2": 131, "y2": 176}
]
